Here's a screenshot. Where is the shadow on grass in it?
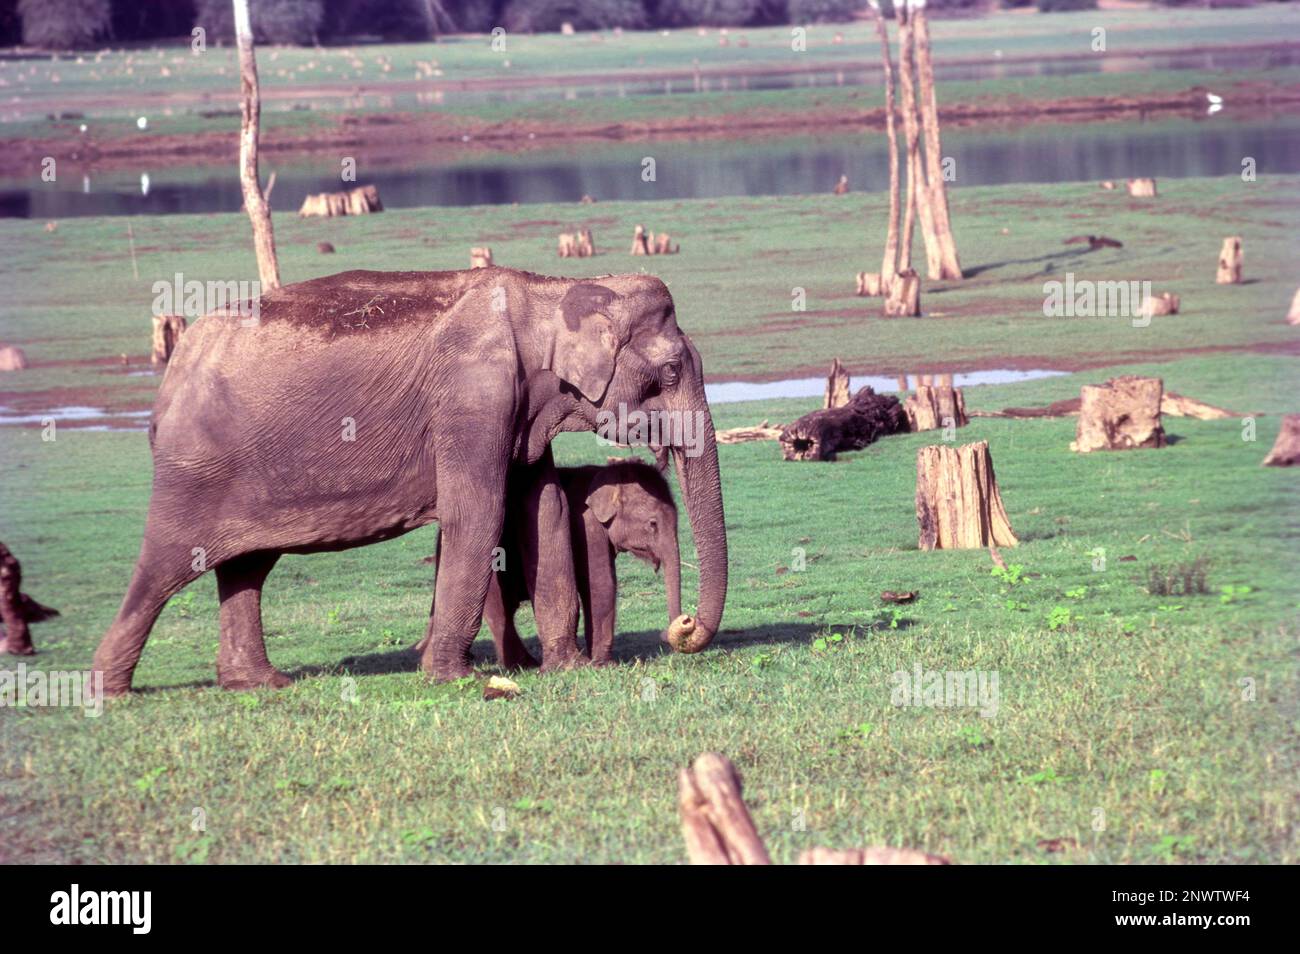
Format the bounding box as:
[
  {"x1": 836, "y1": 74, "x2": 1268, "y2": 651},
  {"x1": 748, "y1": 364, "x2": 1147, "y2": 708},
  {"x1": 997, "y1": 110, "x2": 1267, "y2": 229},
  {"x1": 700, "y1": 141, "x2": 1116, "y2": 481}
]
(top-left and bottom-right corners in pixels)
[{"x1": 317, "y1": 619, "x2": 915, "y2": 679}]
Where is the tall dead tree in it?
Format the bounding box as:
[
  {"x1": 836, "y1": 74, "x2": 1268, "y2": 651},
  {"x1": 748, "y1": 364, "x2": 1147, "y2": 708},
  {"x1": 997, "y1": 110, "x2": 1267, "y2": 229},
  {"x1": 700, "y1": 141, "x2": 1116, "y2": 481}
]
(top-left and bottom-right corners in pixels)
[
  {"x1": 896, "y1": 6, "x2": 932, "y2": 281},
  {"x1": 911, "y1": 1, "x2": 963, "y2": 280},
  {"x1": 871, "y1": 4, "x2": 901, "y2": 296},
  {"x1": 234, "y1": 0, "x2": 280, "y2": 291}
]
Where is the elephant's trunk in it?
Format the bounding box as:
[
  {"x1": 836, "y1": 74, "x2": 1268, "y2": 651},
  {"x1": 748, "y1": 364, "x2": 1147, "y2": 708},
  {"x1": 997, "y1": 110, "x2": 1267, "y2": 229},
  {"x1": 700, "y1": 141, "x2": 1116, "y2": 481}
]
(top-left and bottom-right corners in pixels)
[
  {"x1": 662, "y1": 521, "x2": 682, "y2": 626},
  {"x1": 664, "y1": 394, "x2": 727, "y2": 654}
]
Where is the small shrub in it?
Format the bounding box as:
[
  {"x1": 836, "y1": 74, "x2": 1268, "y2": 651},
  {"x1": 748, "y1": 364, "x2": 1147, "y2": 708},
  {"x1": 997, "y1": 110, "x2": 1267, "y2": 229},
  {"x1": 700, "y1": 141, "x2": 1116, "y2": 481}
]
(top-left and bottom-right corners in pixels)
[{"x1": 1145, "y1": 556, "x2": 1211, "y2": 596}]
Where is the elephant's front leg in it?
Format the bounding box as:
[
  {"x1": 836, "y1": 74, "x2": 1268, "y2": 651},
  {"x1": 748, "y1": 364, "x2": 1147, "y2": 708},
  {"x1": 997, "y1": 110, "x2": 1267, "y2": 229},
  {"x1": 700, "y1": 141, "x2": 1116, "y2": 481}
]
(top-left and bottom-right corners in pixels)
[
  {"x1": 419, "y1": 452, "x2": 508, "y2": 682},
  {"x1": 518, "y1": 453, "x2": 583, "y2": 672}
]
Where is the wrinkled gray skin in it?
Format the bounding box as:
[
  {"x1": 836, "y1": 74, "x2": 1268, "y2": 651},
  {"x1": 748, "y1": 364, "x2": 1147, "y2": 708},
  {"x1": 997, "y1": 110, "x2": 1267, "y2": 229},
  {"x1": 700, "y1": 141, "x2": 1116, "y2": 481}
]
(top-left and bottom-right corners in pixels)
[
  {"x1": 421, "y1": 458, "x2": 681, "y2": 669},
  {"x1": 91, "y1": 268, "x2": 727, "y2": 692}
]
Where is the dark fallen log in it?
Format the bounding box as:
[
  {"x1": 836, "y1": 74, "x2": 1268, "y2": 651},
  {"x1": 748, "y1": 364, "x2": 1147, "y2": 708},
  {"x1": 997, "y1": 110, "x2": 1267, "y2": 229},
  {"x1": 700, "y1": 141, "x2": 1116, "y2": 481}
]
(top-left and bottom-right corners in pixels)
[{"x1": 779, "y1": 385, "x2": 908, "y2": 461}]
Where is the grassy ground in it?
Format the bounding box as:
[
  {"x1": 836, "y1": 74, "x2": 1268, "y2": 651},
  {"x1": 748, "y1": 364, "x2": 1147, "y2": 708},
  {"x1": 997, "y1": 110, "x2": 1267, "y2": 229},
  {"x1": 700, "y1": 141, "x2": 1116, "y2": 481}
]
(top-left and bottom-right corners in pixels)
[{"x1": 1, "y1": 175, "x2": 1297, "y2": 864}]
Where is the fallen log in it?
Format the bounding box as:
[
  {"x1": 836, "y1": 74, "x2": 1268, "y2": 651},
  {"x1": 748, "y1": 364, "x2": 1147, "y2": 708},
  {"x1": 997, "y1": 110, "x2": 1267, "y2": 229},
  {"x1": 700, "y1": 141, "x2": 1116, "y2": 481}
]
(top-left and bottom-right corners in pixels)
[
  {"x1": 1140, "y1": 292, "x2": 1180, "y2": 318},
  {"x1": 716, "y1": 420, "x2": 783, "y2": 444},
  {"x1": 990, "y1": 391, "x2": 1240, "y2": 421},
  {"x1": 779, "y1": 386, "x2": 908, "y2": 462},
  {"x1": 916, "y1": 440, "x2": 1018, "y2": 550},
  {"x1": 678, "y1": 753, "x2": 950, "y2": 866},
  {"x1": 824, "y1": 358, "x2": 851, "y2": 409},
  {"x1": 1071, "y1": 375, "x2": 1165, "y2": 453},
  {"x1": 1215, "y1": 236, "x2": 1243, "y2": 284},
  {"x1": 904, "y1": 384, "x2": 967, "y2": 432},
  {"x1": 298, "y1": 184, "x2": 383, "y2": 217},
  {"x1": 1262, "y1": 414, "x2": 1300, "y2": 466},
  {"x1": 150, "y1": 313, "x2": 187, "y2": 366}
]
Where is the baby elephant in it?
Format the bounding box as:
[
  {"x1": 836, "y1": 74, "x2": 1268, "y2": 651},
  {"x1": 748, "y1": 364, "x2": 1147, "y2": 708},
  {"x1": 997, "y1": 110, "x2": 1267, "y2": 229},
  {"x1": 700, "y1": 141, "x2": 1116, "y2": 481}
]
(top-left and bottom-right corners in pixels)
[{"x1": 422, "y1": 458, "x2": 681, "y2": 668}]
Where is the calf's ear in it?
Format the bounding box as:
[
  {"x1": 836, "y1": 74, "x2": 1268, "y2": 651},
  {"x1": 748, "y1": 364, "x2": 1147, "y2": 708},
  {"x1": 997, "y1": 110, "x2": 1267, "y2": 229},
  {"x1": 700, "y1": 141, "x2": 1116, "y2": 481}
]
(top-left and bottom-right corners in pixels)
[
  {"x1": 587, "y1": 480, "x2": 621, "y2": 523},
  {"x1": 541, "y1": 283, "x2": 619, "y2": 403}
]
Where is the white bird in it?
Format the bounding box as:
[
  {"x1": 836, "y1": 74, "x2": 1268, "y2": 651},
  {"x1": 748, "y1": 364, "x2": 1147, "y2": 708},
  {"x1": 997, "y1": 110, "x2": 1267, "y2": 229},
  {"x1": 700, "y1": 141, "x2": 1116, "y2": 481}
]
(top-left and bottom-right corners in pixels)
[
  {"x1": 136, "y1": 116, "x2": 147, "y2": 130},
  {"x1": 1206, "y1": 92, "x2": 1223, "y2": 105}
]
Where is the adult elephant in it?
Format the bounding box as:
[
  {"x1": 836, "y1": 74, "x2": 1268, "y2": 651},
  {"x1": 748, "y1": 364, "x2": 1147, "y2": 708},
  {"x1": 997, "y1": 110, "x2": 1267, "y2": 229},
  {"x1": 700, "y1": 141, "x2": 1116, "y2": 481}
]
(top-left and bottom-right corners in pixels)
[{"x1": 91, "y1": 268, "x2": 727, "y2": 692}]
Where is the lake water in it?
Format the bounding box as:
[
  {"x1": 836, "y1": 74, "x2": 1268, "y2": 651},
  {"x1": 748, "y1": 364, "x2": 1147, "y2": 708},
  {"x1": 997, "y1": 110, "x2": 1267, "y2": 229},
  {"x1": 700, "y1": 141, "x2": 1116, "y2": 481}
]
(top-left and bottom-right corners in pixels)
[
  {"x1": 5, "y1": 115, "x2": 1295, "y2": 218},
  {"x1": 706, "y1": 369, "x2": 1068, "y2": 404}
]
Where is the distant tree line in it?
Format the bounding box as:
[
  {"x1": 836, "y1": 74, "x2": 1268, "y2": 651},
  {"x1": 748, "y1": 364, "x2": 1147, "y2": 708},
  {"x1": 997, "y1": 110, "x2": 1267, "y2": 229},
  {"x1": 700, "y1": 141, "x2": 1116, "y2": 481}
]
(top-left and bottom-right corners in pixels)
[{"x1": 2, "y1": 0, "x2": 1295, "y2": 49}]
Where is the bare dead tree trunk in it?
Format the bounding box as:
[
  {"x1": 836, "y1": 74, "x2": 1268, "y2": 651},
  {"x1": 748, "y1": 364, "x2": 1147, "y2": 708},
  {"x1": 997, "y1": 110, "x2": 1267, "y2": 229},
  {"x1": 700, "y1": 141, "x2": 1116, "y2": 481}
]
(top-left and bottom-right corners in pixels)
[
  {"x1": 897, "y1": 8, "x2": 937, "y2": 280},
  {"x1": 824, "y1": 358, "x2": 851, "y2": 408},
  {"x1": 911, "y1": 4, "x2": 962, "y2": 280},
  {"x1": 234, "y1": 0, "x2": 280, "y2": 292},
  {"x1": 916, "y1": 441, "x2": 1018, "y2": 550},
  {"x1": 872, "y1": 8, "x2": 901, "y2": 294}
]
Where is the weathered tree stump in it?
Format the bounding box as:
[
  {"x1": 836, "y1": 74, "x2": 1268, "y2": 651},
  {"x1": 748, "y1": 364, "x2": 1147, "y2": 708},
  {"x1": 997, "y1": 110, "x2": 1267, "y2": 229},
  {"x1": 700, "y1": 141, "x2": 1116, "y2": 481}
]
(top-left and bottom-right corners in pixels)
[
  {"x1": 1, "y1": 542, "x2": 59, "y2": 656},
  {"x1": 150, "y1": 313, "x2": 187, "y2": 366},
  {"x1": 915, "y1": 440, "x2": 1018, "y2": 550},
  {"x1": 0, "y1": 344, "x2": 28, "y2": 371},
  {"x1": 823, "y1": 358, "x2": 851, "y2": 409},
  {"x1": 1100, "y1": 180, "x2": 1116, "y2": 190},
  {"x1": 1126, "y1": 177, "x2": 1157, "y2": 197},
  {"x1": 1262, "y1": 414, "x2": 1300, "y2": 467},
  {"x1": 470, "y1": 247, "x2": 494, "y2": 268},
  {"x1": 630, "y1": 224, "x2": 651, "y2": 256},
  {"x1": 1070, "y1": 375, "x2": 1165, "y2": 453},
  {"x1": 779, "y1": 386, "x2": 908, "y2": 461},
  {"x1": 1140, "y1": 292, "x2": 1180, "y2": 318},
  {"x1": 652, "y1": 232, "x2": 679, "y2": 255},
  {"x1": 904, "y1": 384, "x2": 967, "y2": 432},
  {"x1": 883, "y1": 269, "x2": 920, "y2": 317},
  {"x1": 856, "y1": 271, "x2": 884, "y2": 297},
  {"x1": 832, "y1": 174, "x2": 849, "y2": 195},
  {"x1": 678, "y1": 752, "x2": 950, "y2": 865},
  {"x1": 297, "y1": 184, "x2": 383, "y2": 217},
  {"x1": 1216, "y1": 236, "x2": 1243, "y2": 284},
  {"x1": 678, "y1": 753, "x2": 772, "y2": 865},
  {"x1": 1288, "y1": 288, "x2": 1300, "y2": 325},
  {"x1": 317, "y1": 241, "x2": 335, "y2": 254},
  {"x1": 558, "y1": 228, "x2": 595, "y2": 258}
]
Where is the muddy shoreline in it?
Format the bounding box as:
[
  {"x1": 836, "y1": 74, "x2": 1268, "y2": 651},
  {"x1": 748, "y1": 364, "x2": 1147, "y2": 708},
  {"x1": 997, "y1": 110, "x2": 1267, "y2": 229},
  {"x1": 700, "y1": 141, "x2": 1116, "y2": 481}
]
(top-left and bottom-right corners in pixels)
[{"x1": 13, "y1": 80, "x2": 1300, "y2": 172}]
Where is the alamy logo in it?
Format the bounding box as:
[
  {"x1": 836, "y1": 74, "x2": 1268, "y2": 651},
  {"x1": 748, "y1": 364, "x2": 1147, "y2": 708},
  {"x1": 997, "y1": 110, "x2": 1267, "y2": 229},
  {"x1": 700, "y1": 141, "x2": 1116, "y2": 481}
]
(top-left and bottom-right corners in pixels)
[
  {"x1": 890, "y1": 664, "x2": 1000, "y2": 718},
  {"x1": 152, "y1": 272, "x2": 260, "y2": 325},
  {"x1": 596, "y1": 402, "x2": 706, "y2": 458},
  {"x1": 50, "y1": 885, "x2": 151, "y2": 934},
  {"x1": 0, "y1": 665, "x2": 103, "y2": 718},
  {"x1": 1043, "y1": 273, "x2": 1153, "y2": 327}
]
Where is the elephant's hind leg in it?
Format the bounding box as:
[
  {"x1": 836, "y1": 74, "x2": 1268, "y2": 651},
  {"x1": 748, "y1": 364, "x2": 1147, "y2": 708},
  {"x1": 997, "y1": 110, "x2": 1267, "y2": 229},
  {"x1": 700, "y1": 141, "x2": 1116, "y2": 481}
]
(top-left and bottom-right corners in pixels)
[
  {"x1": 215, "y1": 552, "x2": 289, "y2": 691},
  {"x1": 93, "y1": 538, "x2": 207, "y2": 695}
]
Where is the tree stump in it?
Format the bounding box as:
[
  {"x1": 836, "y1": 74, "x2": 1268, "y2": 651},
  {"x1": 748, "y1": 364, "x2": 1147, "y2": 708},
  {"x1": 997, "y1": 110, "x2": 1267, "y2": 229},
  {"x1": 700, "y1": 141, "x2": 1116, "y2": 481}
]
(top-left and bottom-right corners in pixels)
[
  {"x1": 630, "y1": 224, "x2": 651, "y2": 256},
  {"x1": 1070, "y1": 376, "x2": 1165, "y2": 453},
  {"x1": 1126, "y1": 178, "x2": 1157, "y2": 197},
  {"x1": 823, "y1": 358, "x2": 851, "y2": 409},
  {"x1": 779, "y1": 386, "x2": 908, "y2": 461},
  {"x1": 832, "y1": 174, "x2": 849, "y2": 195},
  {"x1": 470, "y1": 247, "x2": 493, "y2": 268},
  {"x1": 883, "y1": 269, "x2": 920, "y2": 317},
  {"x1": 678, "y1": 753, "x2": 773, "y2": 865},
  {"x1": 297, "y1": 184, "x2": 383, "y2": 217},
  {"x1": 1214, "y1": 235, "x2": 1243, "y2": 284},
  {"x1": 677, "y1": 752, "x2": 951, "y2": 865},
  {"x1": 652, "y1": 232, "x2": 679, "y2": 255},
  {"x1": 150, "y1": 313, "x2": 187, "y2": 366},
  {"x1": 856, "y1": 272, "x2": 883, "y2": 297},
  {"x1": 904, "y1": 384, "x2": 967, "y2": 432},
  {"x1": 1, "y1": 542, "x2": 59, "y2": 656},
  {"x1": 316, "y1": 241, "x2": 335, "y2": 254},
  {"x1": 0, "y1": 344, "x2": 28, "y2": 371},
  {"x1": 1262, "y1": 414, "x2": 1300, "y2": 467},
  {"x1": 915, "y1": 441, "x2": 1018, "y2": 550},
  {"x1": 1140, "y1": 292, "x2": 1180, "y2": 318},
  {"x1": 1288, "y1": 288, "x2": 1300, "y2": 325},
  {"x1": 558, "y1": 228, "x2": 595, "y2": 258}
]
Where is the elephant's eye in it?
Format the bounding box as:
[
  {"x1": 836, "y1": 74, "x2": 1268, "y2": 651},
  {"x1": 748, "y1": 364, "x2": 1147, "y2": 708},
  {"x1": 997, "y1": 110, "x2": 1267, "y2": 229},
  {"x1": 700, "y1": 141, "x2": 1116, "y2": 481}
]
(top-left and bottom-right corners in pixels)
[{"x1": 660, "y1": 361, "x2": 681, "y2": 388}]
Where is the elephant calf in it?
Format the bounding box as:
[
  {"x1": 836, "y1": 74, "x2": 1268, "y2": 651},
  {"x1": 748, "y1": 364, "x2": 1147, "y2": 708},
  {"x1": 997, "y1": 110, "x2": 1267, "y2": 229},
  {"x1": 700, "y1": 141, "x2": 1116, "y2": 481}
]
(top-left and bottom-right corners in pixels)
[{"x1": 423, "y1": 458, "x2": 681, "y2": 668}]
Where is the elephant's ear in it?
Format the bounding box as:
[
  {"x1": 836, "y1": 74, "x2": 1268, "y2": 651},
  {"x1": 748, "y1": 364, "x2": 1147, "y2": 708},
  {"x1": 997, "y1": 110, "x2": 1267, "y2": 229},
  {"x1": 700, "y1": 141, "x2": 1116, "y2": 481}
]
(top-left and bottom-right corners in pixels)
[
  {"x1": 587, "y1": 480, "x2": 621, "y2": 524},
  {"x1": 542, "y1": 283, "x2": 619, "y2": 403}
]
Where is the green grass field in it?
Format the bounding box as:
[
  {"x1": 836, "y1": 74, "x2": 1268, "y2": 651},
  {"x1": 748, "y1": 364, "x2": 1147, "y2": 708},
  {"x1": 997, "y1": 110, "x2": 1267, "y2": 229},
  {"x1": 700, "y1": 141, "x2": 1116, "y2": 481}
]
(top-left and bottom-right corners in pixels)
[{"x1": 2, "y1": 163, "x2": 1298, "y2": 863}]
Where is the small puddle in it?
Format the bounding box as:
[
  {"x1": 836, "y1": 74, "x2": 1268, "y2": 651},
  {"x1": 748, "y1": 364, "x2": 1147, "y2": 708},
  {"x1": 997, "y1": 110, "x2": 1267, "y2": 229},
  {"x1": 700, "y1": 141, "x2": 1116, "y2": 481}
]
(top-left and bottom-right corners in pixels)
[
  {"x1": 0, "y1": 405, "x2": 151, "y2": 430},
  {"x1": 705, "y1": 368, "x2": 1068, "y2": 404}
]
